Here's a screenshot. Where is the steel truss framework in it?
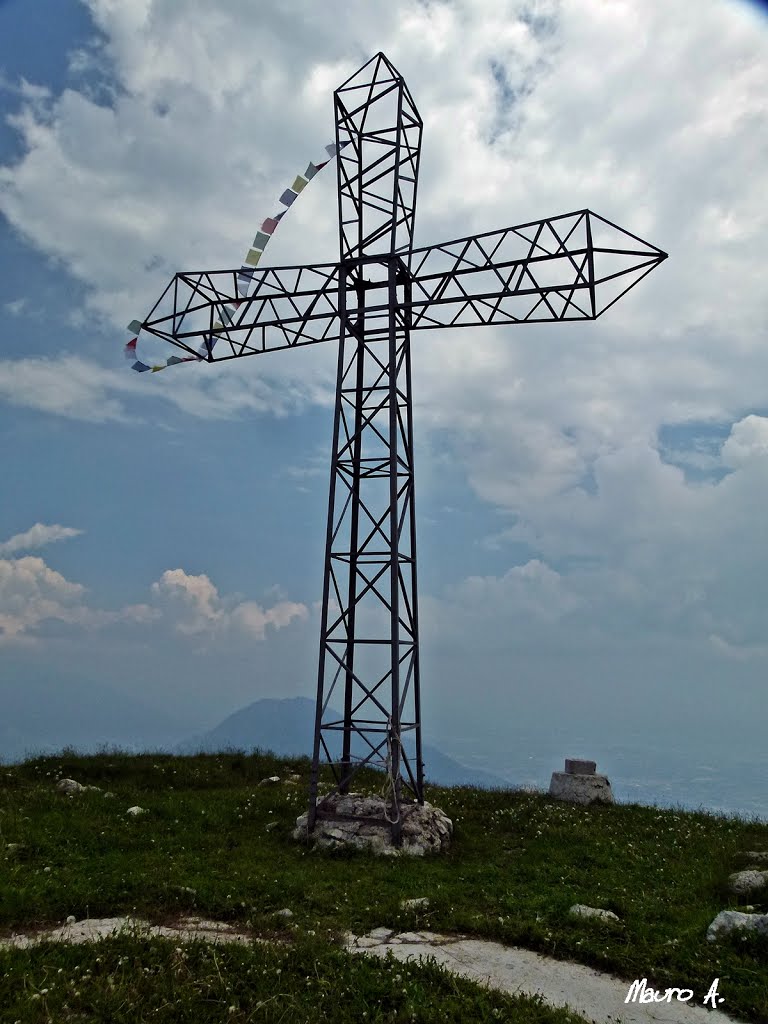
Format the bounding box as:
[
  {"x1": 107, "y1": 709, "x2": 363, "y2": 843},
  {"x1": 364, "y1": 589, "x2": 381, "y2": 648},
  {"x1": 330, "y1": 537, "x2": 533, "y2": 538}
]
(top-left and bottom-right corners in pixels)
[{"x1": 138, "y1": 53, "x2": 667, "y2": 841}]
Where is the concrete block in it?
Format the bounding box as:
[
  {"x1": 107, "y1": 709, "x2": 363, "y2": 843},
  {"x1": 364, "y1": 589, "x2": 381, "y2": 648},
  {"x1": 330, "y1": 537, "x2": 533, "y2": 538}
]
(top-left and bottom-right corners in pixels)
[{"x1": 564, "y1": 759, "x2": 596, "y2": 775}]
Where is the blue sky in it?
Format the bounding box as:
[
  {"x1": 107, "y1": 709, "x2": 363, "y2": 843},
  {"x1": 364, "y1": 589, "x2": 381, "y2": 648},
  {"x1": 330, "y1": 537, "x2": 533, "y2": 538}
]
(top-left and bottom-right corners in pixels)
[{"x1": 1, "y1": 1, "x2": 767, "y2": 810}]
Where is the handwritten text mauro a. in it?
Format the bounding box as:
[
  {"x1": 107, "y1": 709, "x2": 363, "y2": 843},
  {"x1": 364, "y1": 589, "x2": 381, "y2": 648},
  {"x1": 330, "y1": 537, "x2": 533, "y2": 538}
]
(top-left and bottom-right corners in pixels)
[{"x1": 625, "y1": 977, "x2": 724, "y2": 1008}]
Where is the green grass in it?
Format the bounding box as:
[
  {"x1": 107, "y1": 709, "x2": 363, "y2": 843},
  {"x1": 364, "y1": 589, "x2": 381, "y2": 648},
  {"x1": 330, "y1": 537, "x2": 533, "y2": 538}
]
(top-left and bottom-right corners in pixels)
[{"x1": 1, "y1": 749, "x2": 767, "y2": 1022}]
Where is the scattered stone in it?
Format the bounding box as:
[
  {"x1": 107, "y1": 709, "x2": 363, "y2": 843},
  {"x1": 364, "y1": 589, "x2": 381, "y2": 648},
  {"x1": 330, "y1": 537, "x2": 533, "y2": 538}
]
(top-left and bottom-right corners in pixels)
[
  {"x1": 126, "y1": 806, "x2": 147, "y2": 817},
  {"x1": 274, "y1": 908, "x2": 294, "y2": 919},
  {"x1": 727, "y1": 869, "x2": 768, "y2": 895},
  {"x1": 264, "y1": 821, "x2": 279, "y2": 832},
  {"x1": 549, "y1": 760, "x2": 613, "y2": 805},
  {"x1": 743, "y1": 851, "x2": 768, "y2": 864},
  {"x1": 707, "y1": 910, "x2": 768, "y2": 941},
  {"x1": 569, "y1": 904, "x2": 620, "y2": 922},
  {"x1": 401, "y1": 897, "x2": 430, "y2": 911},
  {"x1": 56, "y1": 778, "x2": 86, "y2": 795},
  {"x1": 178, "y1": 887, "x2": 197, "y2": 897},
  {"x1": 259, "y1": 776, "x2": 281, "y2": 787},
  {"x1": 103, "y1": 792, "x2": 116, "y2": 799},
  {"x1": 368, "y1": 927, "x2": 394, "y2": 941},
  {"x1": 287, "y1": 774, "x2": 301, "y2": 783},
  {"x1": 66, "y1": 915, "x2": 76, "y2": 925},
  {"x1": 564, "y1": 759, "x2": 596, "y2": 776},
  {"x1": 293, "y1": 792, "x2": 452, "y2": 856}
]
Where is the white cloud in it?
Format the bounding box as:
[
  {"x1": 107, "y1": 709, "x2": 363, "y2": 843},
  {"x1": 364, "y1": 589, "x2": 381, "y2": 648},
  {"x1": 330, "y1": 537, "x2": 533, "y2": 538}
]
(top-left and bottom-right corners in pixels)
[
  {"x1": 0, "y1": 352, "x2": 334, "y2": 422},
  {"x1": 0, "y1": 555, "x2": 305, "y2": 647},
  {"x1": 0, "y1": 555, "x2": 151, "y2": 644},
  {"x1": 1, "y1": 1, "x2": 768, "y2": 742},
  {"x1": 443, "y1": 559, "x2": 583, "y2": 623},
  {"x1": 0, "y1": 523, "x2": 84, "y2": 555},
  {"x1": 721, "y1": 414, "x2": 768, "y2": 467},
  {"x1": 150, "y1": 567, "x2": 308, "y2": 639},
  {"x1": 3, "y1": 297, "x2": 27, "y2": 316}
]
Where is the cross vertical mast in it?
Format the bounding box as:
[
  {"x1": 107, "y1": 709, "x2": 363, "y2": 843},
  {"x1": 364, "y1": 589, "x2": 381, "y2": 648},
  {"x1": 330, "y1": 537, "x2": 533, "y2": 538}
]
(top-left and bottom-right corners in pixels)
[{"x1": 309, "y1": 53, "x2": 424, "y2": 836}]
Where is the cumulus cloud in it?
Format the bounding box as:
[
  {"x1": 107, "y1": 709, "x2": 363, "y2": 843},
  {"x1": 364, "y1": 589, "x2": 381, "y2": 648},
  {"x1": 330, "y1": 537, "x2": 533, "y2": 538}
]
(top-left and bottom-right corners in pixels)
[
  {"x1": 0, "y1": 555, "x2": 152, "y2": 644},
  {"x1": 0, "y1": 555, "x2": 305, "y2": 647},
  {"x1": 721, "y1": 414, "x2": 768, "y2": 467},
  {"x1": 0, "y1": 523, "x2": 84, "y2": 555},
  {"x1": 1, "y1": 1, "x2": 768, "y2": 726},
  {"x1": 0, "y1": 353, "x2": 333, "y2": 422},
  {"x1": 151, "y1": 567, "x2": 308, "y2": 639}
]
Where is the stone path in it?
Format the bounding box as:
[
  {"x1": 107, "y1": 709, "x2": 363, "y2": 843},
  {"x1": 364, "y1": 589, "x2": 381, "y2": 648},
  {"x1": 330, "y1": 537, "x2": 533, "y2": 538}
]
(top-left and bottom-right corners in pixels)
[
  {"x1": 344, "y1": 930, "x2": 740, "y2": 1024},
  {"x1": 0, "y1": 918, "x2": 743, "y2": 1024}
]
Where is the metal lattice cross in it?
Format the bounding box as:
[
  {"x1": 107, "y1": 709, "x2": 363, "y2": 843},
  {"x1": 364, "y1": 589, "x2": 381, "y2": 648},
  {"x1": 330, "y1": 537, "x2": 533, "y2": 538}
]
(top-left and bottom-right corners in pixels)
[{"x1": 136, "y1": 53, "x2": 667, "y2": 840}]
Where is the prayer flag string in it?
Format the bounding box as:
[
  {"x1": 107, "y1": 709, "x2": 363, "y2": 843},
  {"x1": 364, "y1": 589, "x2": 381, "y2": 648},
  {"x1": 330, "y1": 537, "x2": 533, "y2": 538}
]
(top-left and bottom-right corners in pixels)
[{"x1": 124, "y1": 139, "x2": 349, "y2": 373}]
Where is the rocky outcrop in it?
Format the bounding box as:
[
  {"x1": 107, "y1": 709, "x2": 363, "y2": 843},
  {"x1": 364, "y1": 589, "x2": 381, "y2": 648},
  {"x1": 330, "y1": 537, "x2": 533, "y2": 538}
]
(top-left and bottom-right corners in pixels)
[
  {"x1": 569, "y1": 904, "x2": 620, "y2": 922},
  {"x1": 293, "y1": 793, "x2": 452, "y2": 856},
  {"x1": 56, "y1": 778, "x2": 101, "y2": 795},
  {"x1": 707, "y1": 910, "x2": 768, "y2": 941},
  {"x1": 727, "y1": 869, "x2": 768, "y2": 895}
]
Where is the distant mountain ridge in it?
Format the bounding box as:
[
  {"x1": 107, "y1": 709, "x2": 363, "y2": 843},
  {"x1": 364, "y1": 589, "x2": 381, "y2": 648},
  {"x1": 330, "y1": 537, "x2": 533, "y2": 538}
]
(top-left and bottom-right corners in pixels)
[
  {"x1": 177, "y1": 696, "x2": 510, "y2": 789},
  {"x1": 1, "y1": 673, "x2": 182, "y2": 763}
]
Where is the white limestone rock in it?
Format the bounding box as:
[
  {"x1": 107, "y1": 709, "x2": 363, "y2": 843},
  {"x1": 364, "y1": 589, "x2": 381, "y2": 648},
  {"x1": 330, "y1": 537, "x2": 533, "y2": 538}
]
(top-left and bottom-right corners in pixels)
[
  {"x1": 293, "y1": 793, "x2": 452, "y2": 856},
  {"x1": 126, "y1": 805, "x2": 147, "y2": 817},
  {"x1": 569, "y1": 904, "x2": 620, "y2": 922},
  {"x1": 728, "y1": 869, "x2": 768, "y2": 895},
  {"x1": 549, "y1": 772, "x2": 613, "y2": 805},
  {"x1": 56, "y1": 779, "x2": 85, "y2": 795},
  {"x1": 258, "y1": 776, "x2": 281, "y2": 786},
  {"x1": 401, "y1": 897, "x2": 430, "y2": 911},
  {"x1": 707, "y1": 910, "x2": 768, "y2": 941},
  {"x1": 57, "y1": 778, "x2": 101, "y2": 794}
]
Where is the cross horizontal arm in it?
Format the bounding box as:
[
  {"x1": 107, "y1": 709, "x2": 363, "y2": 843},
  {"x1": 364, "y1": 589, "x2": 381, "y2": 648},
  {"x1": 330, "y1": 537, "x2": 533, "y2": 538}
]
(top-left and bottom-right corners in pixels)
[
  {"x1": 404, "y1": 209, "x2": 668, "y2": 329},
  {"x1": 136, "y1": 210, "x2": 666, "y2": 364},
  {"x1": 139, "y1": 262, "x2": 343, "y2": 364}
]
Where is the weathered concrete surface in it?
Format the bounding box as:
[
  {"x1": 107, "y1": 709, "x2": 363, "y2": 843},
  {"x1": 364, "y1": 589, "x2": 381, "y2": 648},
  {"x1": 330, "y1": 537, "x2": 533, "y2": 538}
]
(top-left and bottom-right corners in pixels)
[
  {"x1": 0, "y1": 916, "x2": 255, "y2": 948},
  {"x1": 345, "y1": 929, "x2": 741, "y2": 1024},
  {"x1": 0, "y1": 917, "x2": 745, "y2": 1023}
]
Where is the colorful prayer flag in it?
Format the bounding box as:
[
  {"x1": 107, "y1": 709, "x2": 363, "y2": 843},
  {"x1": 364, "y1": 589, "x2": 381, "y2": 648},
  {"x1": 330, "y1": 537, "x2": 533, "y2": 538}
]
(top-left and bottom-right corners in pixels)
[{"x1": 126, "y1": 136, "x2": 344, "y2": 377}]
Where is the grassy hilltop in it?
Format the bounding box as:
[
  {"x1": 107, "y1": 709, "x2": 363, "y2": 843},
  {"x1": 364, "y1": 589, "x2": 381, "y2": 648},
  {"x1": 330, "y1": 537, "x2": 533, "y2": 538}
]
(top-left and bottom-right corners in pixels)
[{"x1": 1, "y1": 750, "x2": 767, "y2": 1023}]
